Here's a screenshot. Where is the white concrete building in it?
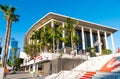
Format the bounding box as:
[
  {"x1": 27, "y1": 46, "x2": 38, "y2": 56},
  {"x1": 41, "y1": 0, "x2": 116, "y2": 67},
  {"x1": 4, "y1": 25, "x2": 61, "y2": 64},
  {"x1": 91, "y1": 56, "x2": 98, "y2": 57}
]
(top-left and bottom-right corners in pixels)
[{"x1": 25, "y1": 12, "x2": 118, "y2": 54}]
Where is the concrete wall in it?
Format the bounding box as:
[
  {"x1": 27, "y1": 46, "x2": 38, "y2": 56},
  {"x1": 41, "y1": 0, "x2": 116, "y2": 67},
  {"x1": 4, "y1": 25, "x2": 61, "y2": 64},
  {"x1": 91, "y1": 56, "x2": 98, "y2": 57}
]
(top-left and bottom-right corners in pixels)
[
  {"x1": 43, "y1": 58, "x2": 85, "y2": 76},
  {"x1": 0, "y1": 68, "x2": 4, "y2": 79},
  {"x1": 52, "y1": 58, "x2": 85, "y2": 73},
  {"x1": 43, "y1": 62, "x2": 51, "y2": 76}
]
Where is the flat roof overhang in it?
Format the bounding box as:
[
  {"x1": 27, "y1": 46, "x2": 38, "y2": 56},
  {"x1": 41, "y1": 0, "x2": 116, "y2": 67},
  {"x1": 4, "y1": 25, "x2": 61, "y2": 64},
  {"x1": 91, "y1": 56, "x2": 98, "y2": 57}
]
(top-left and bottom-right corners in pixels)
[{"x1": 25, "y1": 12, "x2": 118, "y2": 44}]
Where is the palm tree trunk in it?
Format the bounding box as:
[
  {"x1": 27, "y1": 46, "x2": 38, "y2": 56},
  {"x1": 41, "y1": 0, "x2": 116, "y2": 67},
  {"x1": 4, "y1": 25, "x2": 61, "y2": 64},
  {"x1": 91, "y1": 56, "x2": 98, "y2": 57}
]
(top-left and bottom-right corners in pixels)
[
  {"x1": 3, "y1": 17, "x2": 12, "y2": 68},
  {"x1": 52, "y1": 27, "x2": 55, "y2": 53},
  {"x1": 40, "y1": 39, "x2": 42, "y2": 53},
  {"x1": 71, "y1": 30, "x2": 76, "y2": 51},
  {"x1": 6, "y1": 20, "x2": 12, "y2": 60},
  {"x1": 71, "y1": 32, "x2": 73, "y2": 51},
  {"x1": 53, "y1": 36, "x2": 55, "y2": 53},
  {"x1": 56, "y1": 39, "x2": 59, "y2": 53}
]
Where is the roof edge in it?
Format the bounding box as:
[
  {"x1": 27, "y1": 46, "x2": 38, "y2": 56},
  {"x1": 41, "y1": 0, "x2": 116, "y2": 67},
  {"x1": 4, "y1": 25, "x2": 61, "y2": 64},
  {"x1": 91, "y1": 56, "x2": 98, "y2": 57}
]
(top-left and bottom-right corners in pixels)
[
  {"x1": 48, "y1": 12, "x2": 118, "y2": 32},
  {"x1": 26, "y1": 12, "x2": 118, "y2": 36}
]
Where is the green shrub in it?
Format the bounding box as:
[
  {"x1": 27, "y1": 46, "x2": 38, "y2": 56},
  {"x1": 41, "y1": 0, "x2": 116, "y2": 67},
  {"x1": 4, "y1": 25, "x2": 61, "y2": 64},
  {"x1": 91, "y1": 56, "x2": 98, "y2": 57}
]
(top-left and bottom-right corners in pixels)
[
  {"x1": 87, "y1": 47, "x2": 96, "y2": 57},
  {"x1": 89, "y1": 52, "x2": 96, "y2": 57},
  {"x1": 102, "y1": 49, "x2": 112, "y2": 55}
]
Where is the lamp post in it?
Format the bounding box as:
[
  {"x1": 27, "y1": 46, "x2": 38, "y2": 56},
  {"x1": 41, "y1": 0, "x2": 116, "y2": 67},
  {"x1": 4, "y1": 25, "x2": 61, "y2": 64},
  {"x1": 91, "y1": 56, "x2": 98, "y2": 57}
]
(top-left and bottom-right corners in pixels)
[{"x1": 33, "y1": 55, "x2": 36, "y2": 79}]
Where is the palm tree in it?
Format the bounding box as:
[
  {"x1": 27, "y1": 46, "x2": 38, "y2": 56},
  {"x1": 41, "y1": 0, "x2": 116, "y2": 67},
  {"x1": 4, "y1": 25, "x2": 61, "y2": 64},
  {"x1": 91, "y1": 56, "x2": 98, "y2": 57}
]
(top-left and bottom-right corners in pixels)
[
  {"x1": 30, "y1": 30, "x2": 39, "y2": 44},
  {"x1": 29, "y1": 26, "x2": 53, "y2": 54},
  {"x1": 0, "y1": 4, "x2": 19, "y2": 68},
  {"x1": 40, "y1": 26, "x2": 53, "y2": 52},
  {"x1": 54, "y1": 24, "x2": 63, "y2": 53},
  {"x1": 65, "y1": 18, "x2": 80, "y2": 51}
]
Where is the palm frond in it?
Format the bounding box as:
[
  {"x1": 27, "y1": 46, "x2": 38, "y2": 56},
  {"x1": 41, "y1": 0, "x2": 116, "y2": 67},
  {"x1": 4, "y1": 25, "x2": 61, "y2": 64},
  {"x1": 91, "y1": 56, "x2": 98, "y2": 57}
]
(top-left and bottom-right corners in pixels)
[
  {"x1": 10, "y1": 5, "x2": 16, "y2": 13},
  {"x1": 0, "y1": 4, "x2": 8, "y2": 14},
  {"x1": 11, "y1": 14, "x2": 19, "y2": 22},
  {"x1": 0, "y1": 4, "x2": 19, "y2": 22},
  {"x1": 74, "y1": 21, "x2": 79, "y2": 29}
]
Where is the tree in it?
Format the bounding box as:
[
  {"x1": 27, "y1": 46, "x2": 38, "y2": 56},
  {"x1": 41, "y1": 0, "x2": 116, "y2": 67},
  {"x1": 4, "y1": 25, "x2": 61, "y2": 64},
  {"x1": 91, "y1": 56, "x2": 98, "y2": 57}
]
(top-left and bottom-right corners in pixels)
[
  {"x1": 34, "y1": 26, "x2": 53, "y2": 53},
  {"x1": 65, "y1": 18, "x2": 80, "y2": 51},
  {"x1": 41, "y1": 26, "x2": 53, "y2": 52},
  {"x1": 13, "y1": 57, "x2": 22, "y2": 70},
  {"x1": 28, "y1": 19, "x2": 80, "y2": 55},
  {"x1": 30, "y1": 29, "x2": 45, "y2": 53},
  {"x1": 7, "y1": 57, "x2": 23, "y2": 71},
  {"x1": 0, "y1": 4, "x2": 19, "y2": 68},
  {"x1": 24, "y1": 44, "x2": 40, "y2": 59},
  {"x1": 7, "y1": 47, "x2": 22, "y2": 71},
  {"x1": 54, "y1": 24, "x2": 63, "y2": 53}
]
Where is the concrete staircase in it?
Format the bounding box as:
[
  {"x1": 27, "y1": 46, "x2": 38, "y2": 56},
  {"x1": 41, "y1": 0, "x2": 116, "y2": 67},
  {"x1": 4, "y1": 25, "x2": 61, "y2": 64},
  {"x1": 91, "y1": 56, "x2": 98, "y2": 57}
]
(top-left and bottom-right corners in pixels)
[
  {"x1": 80, "y1": 72, "x2": 96, "y2": 79},
  {"x1": 79, "y1": 54, "x2": 120, "y2": 79},
  {"x1": 74, "y1": 54, "x2": 113, "y2": 71},
  {"x1": 92, "y1": 72, "x2": 120, "y2": 79},
  {"x1": 45, "y1": 53, "x2": 120, "y2": 79}
]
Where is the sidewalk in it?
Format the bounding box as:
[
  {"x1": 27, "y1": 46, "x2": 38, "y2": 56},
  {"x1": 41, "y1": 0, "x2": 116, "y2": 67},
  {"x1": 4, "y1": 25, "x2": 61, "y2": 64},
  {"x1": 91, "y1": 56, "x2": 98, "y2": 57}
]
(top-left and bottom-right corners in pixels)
[{"x1": 5, "y1": 71, "x2": 45, "y2": 79}]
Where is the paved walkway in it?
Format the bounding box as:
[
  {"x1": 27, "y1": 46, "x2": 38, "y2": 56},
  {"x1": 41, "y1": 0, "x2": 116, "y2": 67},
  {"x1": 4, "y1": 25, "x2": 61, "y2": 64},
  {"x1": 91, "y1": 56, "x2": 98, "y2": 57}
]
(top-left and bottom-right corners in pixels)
[{"x1": 5, "y1": 71, "x2": 45, "y2": 79}]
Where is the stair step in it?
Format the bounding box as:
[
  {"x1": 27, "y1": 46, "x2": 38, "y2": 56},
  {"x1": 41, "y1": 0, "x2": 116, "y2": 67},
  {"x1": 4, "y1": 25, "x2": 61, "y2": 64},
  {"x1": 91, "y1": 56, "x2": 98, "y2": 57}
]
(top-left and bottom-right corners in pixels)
[{"x1": 80, "y1": 72, "x2": 96, "y2": 79}]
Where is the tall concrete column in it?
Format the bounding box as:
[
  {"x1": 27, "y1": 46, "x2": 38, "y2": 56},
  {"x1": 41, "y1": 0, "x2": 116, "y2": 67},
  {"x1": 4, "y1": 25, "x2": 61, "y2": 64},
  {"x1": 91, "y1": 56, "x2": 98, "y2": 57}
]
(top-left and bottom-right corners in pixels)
[
  {"x1": 29, "y1": 39, "x2": 31, "y2": 44},
  {"x1": 33, "y1": 61, "x2": 35, "y2": 72},
  {"x1": 33, "y1": 60, "x2": 36, "y2": 78},
  {"x1": 90, "y1": 28, "x2": 94, "y2": 47},
  {"x1": 104, "y1": 32, "x2": 109, "y2": 49},
  {"x1": 81, "y1": 27, "x2": 85, "y2": 50},
  {"x1": 62, "y1": 22, "x2": 66, "y2": 53},
  {"x1": 29, "y1": 66, "x2": 31, "y2": 72},
  {"x1": 25, "y1": 66, "x2": 27, "y2": 72},
  {"x1": 36, "y1": 64, "x2": 38, "y2": 76},
  {"x1": 97, "y1": 30, "x2": 102, "y2": 54},
  {"x1": 111, "y1": 33, "x2": 115, "y2": 53}
]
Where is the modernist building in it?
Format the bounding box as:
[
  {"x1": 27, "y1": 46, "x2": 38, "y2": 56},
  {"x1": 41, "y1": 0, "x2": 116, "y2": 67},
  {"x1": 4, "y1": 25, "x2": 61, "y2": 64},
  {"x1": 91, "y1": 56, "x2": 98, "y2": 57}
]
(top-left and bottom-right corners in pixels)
[
  {"x1": 25, "y1": 12, "x2": 118, "y2": 54},
  {"x1": 8, "y1": 38, "x2": 20, "y2": 60}
]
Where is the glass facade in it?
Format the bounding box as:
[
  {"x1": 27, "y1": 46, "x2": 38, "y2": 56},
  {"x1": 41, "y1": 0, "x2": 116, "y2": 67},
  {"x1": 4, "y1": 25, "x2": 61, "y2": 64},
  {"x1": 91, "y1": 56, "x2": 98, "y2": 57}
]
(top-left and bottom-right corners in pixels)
[
  {"x1": 8, "y1": 38, "x2": 20, "y2": 60},
  {"x1": 76, "y1": 30, "x2": 82, "y2": 50},
  {"x1": 85, "y1": 32, "x2": 91, "y2": 49},
  {"x1": 76, "y1": 30, "x2": 105, "y2": 53},
  {"x1": 101, "y1": 35, "x2": 105, "y2": 49},
  {"x1": 93, "y1": 33, "x2": 99, "y2": 52}
]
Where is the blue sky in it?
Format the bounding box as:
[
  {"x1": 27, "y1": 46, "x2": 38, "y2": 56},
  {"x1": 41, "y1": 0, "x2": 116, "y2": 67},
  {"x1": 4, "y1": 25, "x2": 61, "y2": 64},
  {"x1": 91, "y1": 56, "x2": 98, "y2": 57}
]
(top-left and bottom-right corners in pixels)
[{"x1": 0, "y1": 0, "x2": 120, "y2": 53}]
